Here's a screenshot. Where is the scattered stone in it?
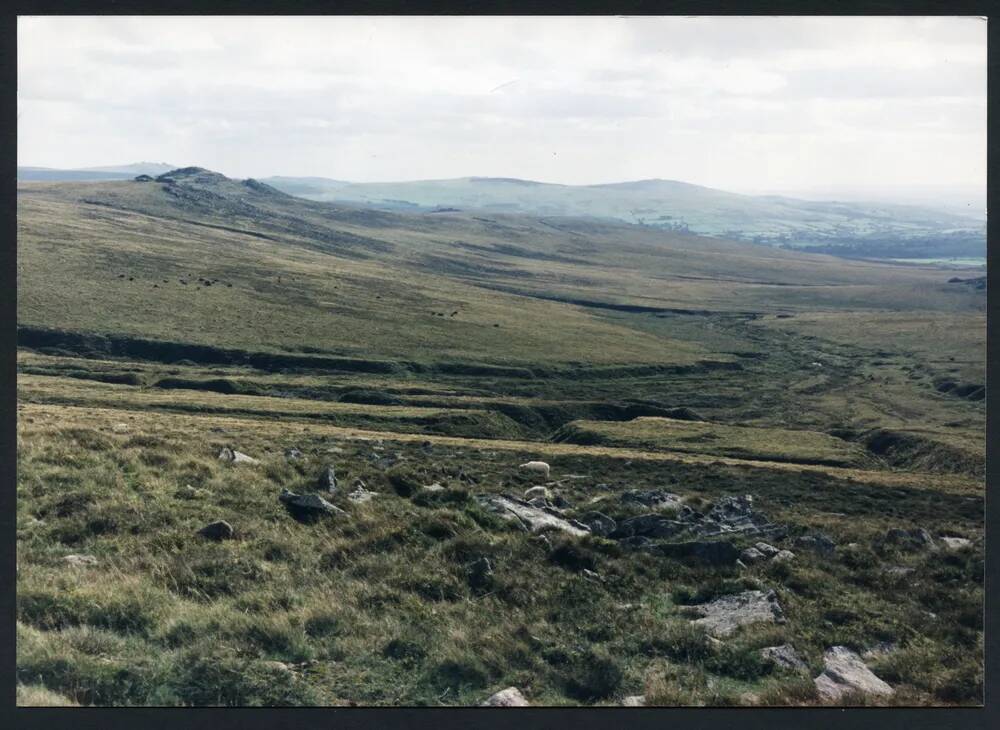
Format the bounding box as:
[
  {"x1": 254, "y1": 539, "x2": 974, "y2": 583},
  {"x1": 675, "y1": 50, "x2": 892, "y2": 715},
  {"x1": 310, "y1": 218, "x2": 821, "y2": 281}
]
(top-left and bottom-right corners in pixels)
[
  {"x1": 656, "y1": 540, "x2": 741, "y2": 566},
  {"x1": 755, "y1": 542, "x2": 780, "y2": 557},
  {"x1": 621, "y1": 695, "x2": 646, "y2": 707},
  {"x1": 882, "y1": 527, "x2": 935, "y2": 551},
  {"x1": 813, "y1": 646, "x2": 894, "y2": 702},
  {"x1": 218, "y1": 447, "x2": 259, "y2": 464},
  {"x1": 939, "y1": 536, "x2": 972, "y2": 551},
  {"x1": 740, "y1": 547, "x2": 766, "y2": 564},
  {"x1": 772, "y1": 549, "x2": 796, "y2": 564},
  {"x1": 63, "y1": 554, "x2": 98, "y2": 567},
  {"x1": 375, "y1": 453, "x2": 402, "y2": 470},
  {"x1": 700, "y1": 495, "x2": 785, "y2": 538},
  {"x1": 883, "y1": 566, "x2": 916, "y2": 579},
  {"x1": 347, "y1": 485, "x2": 377, "y2": 503},
  {"x1": 689, "y1": 589, "x2": 785, "y2": 638},
  {"x1": 580, "y1": 511, "x2": 617, "y2": 537},
  {"x1": 611, "y1": 514, "x2": 688, "y2": 540},
  {"x1": 198, "y1": 520, "x2": 234, "y2": 541},
  {"x1": 527, "y1": 497, "x2": 551, "y2": 509},
  {"x1": 111, "y1": 423, "x2": 129, "y2": 434},
  {"x1": 467, "y1": 556, "x2": 494, "y2": 591},
  {"x1": 524, "y1": 485, "x2": 551, "y2": 501},
  {"x1": 318, "y1": 465, "x2": 338, "y2": 494},
  {"x1": 621, "y1": 489, "x2": 685, "y2": 511},
  {"x1": 794, "y1": 533, "x2": 836, "y2": 557},
  {"x1": 422, "y1": 482, "x2": 446, "y2": 492},
  {"x1": 482, "y1": 687, "x2": 529, "y2": 707},
  {"x1": 581, "y1": 568, "x2": 603, "y2": 582},
  {"x1": 475, "y1": 494, "x2": 590, "y2": 536},
  {"x1": 285, "y1": 448, "x2": 304, "y2": 461},
  {"x1": 761, "y1": 644, "x2": 808, "y2": 671},
  {"x1": 278, "y1": 489, "x2": 344, "y2": 522}
]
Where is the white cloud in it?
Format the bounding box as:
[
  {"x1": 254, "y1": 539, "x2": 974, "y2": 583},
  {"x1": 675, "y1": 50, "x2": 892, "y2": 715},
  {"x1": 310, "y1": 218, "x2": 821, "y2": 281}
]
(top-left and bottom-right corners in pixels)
[{"x1": 17, "y1": 15, "x2": 986, "y2": 192}]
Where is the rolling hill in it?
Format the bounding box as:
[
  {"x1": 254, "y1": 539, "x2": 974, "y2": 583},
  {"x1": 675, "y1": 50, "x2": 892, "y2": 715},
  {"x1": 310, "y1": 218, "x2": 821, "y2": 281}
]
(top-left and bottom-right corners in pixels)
[{"x1": 259, "y1": 174, "x2": 986, "y2": 259}]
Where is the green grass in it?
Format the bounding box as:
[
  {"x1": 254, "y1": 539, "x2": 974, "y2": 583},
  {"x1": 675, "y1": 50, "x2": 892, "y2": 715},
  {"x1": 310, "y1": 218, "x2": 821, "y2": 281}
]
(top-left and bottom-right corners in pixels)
[
  {"x1": 555, "y1": 417, "x2": 874, "y2": 467},
  {"x1": 14, "y1": 171, "x2": 985, "y2": 706}
]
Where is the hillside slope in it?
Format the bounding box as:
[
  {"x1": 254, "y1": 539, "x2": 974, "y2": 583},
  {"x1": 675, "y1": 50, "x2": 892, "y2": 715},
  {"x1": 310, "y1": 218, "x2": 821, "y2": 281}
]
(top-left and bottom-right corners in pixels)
[{"x1": 260, "y1": 174, "x2": 985, "y2": 257}]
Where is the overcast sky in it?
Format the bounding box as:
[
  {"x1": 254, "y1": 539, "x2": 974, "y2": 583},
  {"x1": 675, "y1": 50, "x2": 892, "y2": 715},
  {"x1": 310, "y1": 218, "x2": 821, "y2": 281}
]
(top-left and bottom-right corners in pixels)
[{"x1": 18, "y1": 16, "x2": 986, "y2": 195}]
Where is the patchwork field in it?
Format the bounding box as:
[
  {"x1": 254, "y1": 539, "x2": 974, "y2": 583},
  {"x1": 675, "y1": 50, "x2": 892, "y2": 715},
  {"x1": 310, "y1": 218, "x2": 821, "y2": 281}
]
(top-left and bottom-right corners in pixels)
[{"x1": 15, "y1": 169, "x2": 985, "y2": 707}]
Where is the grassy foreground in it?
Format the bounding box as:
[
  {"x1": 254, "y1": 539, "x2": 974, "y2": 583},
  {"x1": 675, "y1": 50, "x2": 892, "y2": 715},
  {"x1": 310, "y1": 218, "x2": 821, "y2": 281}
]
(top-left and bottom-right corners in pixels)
[{"x1": 16, "y1": 394, "x2": 983, "y2": 706}]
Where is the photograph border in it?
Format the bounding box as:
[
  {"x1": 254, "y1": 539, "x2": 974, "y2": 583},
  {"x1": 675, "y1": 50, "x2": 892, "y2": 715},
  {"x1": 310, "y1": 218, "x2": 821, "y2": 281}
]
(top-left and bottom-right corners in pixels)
[{"x1": 2, "y1": 3, "x2": 996, "y2": 728}]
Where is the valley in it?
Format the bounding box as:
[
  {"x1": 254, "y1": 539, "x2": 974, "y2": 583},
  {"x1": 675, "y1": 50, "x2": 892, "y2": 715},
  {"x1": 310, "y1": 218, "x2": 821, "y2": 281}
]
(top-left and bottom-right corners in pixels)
[{"x1": 15, "y1": 168, "x2": 985, "y2": 707}]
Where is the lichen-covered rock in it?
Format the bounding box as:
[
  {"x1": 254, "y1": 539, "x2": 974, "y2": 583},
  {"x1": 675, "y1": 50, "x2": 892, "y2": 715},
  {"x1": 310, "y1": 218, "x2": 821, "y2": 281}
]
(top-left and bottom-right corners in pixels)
[
  {"x1": 278, "y1": 489, "x2": 344, "y2": 522},
  {"x1": 813, "y1": 646, "x2": 894, "y2": 702},
  {"x1": 740, "y1": 547, "x2": 766, "y2": 564},
  {"x1": 689, "y1": 589, "x2": 785, "y2": 638},
  {"x1": 481, "y1": 687, "x2": 529, "y2": 706},
  {"x1": 476, "y1": 494, "x2": 589, "y2": 536},
  {"x1": 760, "y1": 644, "x2": 807, "y2": 671},
  {"x1": 198, "y1": 520, "x2": 234, "y2": 541},
  {"x1": 581, "y1": 511, "x2": 617, "y2": 537}
]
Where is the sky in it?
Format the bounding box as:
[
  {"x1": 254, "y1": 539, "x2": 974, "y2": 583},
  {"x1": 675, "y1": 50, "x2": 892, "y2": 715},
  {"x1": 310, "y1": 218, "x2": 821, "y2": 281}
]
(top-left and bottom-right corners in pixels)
[{"x1": 17, "y1": 16, "x2": 987, "y2": 198}]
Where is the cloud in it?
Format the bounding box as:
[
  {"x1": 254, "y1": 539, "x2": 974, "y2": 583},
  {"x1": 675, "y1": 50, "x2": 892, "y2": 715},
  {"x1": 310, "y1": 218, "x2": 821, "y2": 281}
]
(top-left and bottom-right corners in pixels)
[{"x1": 17, "y1": 16, "x2": 986, "y2": 191}]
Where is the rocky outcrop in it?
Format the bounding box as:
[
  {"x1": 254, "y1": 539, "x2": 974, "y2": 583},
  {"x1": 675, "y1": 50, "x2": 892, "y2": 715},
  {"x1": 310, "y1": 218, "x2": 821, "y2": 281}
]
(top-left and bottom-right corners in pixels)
[
  {"x1": 476, "y1": 494, "x2": 590, "y2": 536},
  {"x1": 689, "y1": 589, "x2": 785, "y2": 638},
  {"x1": 813, "y1": 646, "x2": 894, "y2": 702}
]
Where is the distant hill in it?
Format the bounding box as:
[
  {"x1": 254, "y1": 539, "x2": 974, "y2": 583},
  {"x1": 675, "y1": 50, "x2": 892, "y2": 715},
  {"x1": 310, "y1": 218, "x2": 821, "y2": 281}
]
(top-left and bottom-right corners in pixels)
[
  {"x1": 259, "y1": 175, "x2": 986, "y2": 260},
  {"x1": 17, "y1": 162, "x2": 178, "y2": 182}
]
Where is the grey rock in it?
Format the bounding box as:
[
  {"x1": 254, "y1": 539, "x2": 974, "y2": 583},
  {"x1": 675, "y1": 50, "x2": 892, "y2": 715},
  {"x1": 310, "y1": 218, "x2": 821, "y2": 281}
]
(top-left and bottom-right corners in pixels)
[
  {"x1": 883, "y1": 528, "x2": 935, "y2": 551},
  {"x1": 63, "y1": 554, "x2": 98, "y2": 567},
  {"x1": 198, "y1": 520, "x2": 234, "y2": 541},
  {"x1": 740, "y1": 547, "x2": 766, "y2": 564},
  {"x1": 581, "y1": 511, "x2": 617, "y2": 537},
  {"x1": 621, "y1": 695, "x2": 646, "y2": 707},
  {"x1": 772, "y1": 549, "x2": 796, "y2": 563},
  {"x1": 883, "y1": 566, "x2": 916, "y2": 579},
  {"x1": 285, "y1": 448, "x2": 304, "y2": 461},
  {"x1": 939, "y1": 536, "x2": 972, "y2": 550},
  {"x1": 467, "y1": 556, "x2": 494, "y2": 591},
  {"x1": 761, "y1": 644, "x2": 807, "y2": 671},
  {"x1": 700, "y1": 495, "x2": 783, "y2": 537},
  {"x1": 689, "y1": 589, "x2": 786, "y2": 638},
  {"x1": 581, "y1": 568, "x2": 603, "y2": 582},
  {"x1": 347, "y1": 485, "x2": 377, "y2": 503},
  {"x1": 612, "y1": 514, "x2": 688, "y2": 539},
  {"x1": 318, "y1": 465, "x2": 338, "y2": 494},
  {"x1": 218, "y1": 447, "x2": 258, "y2": 464},
  {"x1": 813, "y1": 646, "x2": 894, "y2": 702},
  {"x1": 755, "y1": 542, "x2": 780, "y2": 557},
  {"x1": 475, "y1": 494, "x2": 590, "y2": 536},
  {"x1": 279, "y1": 489, "x2": 344, "y2": 521},
  {"x1": 527, "y1": 497, "x2": 552, "y2": 509},
  {"x1": 794, "y1": 533, "x2": 836, "y2": 557},
  {"x1": 481, "y1": 687, "x2": 529, "y2": 707},
  {"x1": 111, "y1": 422, "x2": 129, "y2": 434},
  {"x1": 422, "y1": 482, "x2": 446, "y2": 492},
  {"x1": 657, "y1": 540, "x2": 741, "y2": 566},
  {"x1": 622, "y1": 489, "x2": 685, "y2": 511}
]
